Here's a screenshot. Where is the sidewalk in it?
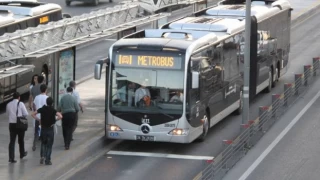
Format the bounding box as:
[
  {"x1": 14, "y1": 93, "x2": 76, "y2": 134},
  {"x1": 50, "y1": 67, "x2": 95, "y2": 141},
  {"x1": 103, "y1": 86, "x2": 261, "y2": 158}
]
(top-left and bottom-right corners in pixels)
[
  {"x1": 1, "y1": 0, "x2": 320, "y2": 180},
  {"x1": 0, "y1": 74, "x2": 106, "y2": 180}
]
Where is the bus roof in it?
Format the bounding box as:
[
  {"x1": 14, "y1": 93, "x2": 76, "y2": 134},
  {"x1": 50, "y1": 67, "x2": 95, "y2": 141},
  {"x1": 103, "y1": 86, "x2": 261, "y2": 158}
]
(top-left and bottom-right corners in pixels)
[
  {"x1": 0, "y1": 3, "x2": 61, "y2": 16},
  {"x1": 0, "y1": 2, "x2": 61, "y2": 26},
  {"x1": 0, "y1": 0, "x2": 38, "y2": 3},
  {"x1": 163, "y1": 0, "x2": 291, "y2": 36},
  {"x1": 113, "y1": 29, "x2": 219, "y2": 52},
  {"x1": 113, "y1": 0, "x2": 291, "y2": 52},
  {"x1": 113, "y1": 37, "x2": 194, "y2": 51}
]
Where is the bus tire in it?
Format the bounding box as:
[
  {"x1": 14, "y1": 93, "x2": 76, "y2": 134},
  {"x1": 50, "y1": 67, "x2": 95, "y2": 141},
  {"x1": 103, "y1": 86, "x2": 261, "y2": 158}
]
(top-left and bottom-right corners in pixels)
[
  {"x1": 65, "y1": 1, "x2": 71, "y2": 6},
  {"x1": 234, "y1": 90, "x2": 243, "y2": 115},
  {"x1": 198, "y1": 113, "x2": 209, "y2": 142},
  {"x1": 264, "y1": 68, "x2": 272, "y2": 93},
  {"x1": 272, "y1": 67, "x2": 279, "y2": 87},
  {"x1": 93, "y1": 0, "x2": 99, "y2": 6}
]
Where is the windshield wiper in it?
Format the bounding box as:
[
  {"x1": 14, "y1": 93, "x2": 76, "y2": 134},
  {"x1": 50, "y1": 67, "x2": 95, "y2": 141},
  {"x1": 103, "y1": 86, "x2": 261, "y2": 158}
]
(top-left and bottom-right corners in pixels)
[{"x1": 155, "y1": 106, "x2": 174, "y2": 119}]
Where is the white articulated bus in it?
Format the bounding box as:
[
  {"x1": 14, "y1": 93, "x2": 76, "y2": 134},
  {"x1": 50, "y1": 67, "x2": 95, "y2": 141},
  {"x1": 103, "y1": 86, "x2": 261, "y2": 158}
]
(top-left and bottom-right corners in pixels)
[{"x1": 94, "y1": 0, "x2": 292, "y2": 143}]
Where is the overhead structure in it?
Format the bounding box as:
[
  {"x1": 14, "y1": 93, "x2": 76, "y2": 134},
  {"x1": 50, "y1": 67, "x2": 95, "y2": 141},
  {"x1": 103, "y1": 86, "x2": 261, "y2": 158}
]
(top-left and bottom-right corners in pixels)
[
  {"x1": 0, "y1": 4, "x2": 170, "y2": 61},
  {"x1": 121, "y1": 0, "x2": 208, "y2": 14}
]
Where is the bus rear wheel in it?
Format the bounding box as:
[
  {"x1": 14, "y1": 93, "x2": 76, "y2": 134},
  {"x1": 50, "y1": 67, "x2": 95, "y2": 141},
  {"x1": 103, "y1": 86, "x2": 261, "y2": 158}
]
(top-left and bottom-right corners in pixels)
[
  {"x1": 264, "y1": 68, "x2": 272, "y2": 93},
  {"x1": 92, "y1": 0, "x2": 99, "y2": 5},
  {"x1": 65, "y1": 1, "x2": 71, "y2": 6},
  {"x1": 234, "y1": 90, "x2": 243, "y2": 115},
  {"x1": 198, "y1": 114, "x2": 209, "y2": 142},
  {"x1": 272, "y1": 68, "x2": 279, "y2": 87}
]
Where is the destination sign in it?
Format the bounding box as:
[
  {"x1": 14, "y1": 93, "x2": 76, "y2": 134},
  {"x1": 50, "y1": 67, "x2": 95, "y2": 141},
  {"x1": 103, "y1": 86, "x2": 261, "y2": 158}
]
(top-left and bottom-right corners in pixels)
[
  {"x1": 39, "y1": 16, "x2": 49, "y2": 24},
  {"x1": 115, "y1": 54, "x2": 182, "y2": 69}
]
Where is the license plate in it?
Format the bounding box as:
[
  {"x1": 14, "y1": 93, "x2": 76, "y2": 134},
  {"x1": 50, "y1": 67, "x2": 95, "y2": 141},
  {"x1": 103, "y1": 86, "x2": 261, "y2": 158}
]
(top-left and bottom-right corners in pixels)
[{"x1": 136, "y1": 135, "x2": 155, "y2": 141}]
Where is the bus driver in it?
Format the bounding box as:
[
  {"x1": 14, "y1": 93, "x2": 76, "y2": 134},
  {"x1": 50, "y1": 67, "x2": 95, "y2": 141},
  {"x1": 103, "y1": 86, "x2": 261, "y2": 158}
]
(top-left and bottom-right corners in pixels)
[{"x1": 135, "y1": 81, "x2": 151, "y2": 107}]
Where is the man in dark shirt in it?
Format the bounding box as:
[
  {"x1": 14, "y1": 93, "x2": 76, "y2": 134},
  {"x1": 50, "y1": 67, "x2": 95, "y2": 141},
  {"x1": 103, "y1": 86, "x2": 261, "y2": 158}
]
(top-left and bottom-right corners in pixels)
[{"x1": 32, "y1": 97, "x2": 62, "y2": 165}]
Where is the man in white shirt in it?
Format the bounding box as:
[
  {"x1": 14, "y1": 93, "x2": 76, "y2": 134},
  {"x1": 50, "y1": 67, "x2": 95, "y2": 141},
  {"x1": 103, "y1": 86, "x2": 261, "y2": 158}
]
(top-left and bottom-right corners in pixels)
[
  {"x1": 170, "y1": 90, "x2": 184, "y2": 103},
  {"x1": 33, "y1": 84, "x2": 49, "y2": 112},
  {"x1": 135, "y1": 81, "x2": 151, "y2": 107},
  {"x1": 69, "y1": 81, "x2": 83, "y2": 139},
  {"x1": 33, "y1": 84, "x2": 48, "y2": 155},
  {"x1": 7, "y1": 92, "x2": 28, "y2": 163}
]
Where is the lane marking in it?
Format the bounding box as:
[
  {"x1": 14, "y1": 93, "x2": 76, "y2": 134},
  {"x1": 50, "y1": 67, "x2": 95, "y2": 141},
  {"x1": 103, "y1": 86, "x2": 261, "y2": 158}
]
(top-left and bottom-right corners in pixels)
[
  {"x1": 56, "y1": 140, "x2": 124, "y2": 180},
  {"x1": 104, "y1": 39, "x2": 117, "y2": 41},
  {"x1": 107, "y1": 150, "x2": 214, "y2": 160},
  {"x1": 238, "y1": 90, "x2": 320, "y2": 180}
]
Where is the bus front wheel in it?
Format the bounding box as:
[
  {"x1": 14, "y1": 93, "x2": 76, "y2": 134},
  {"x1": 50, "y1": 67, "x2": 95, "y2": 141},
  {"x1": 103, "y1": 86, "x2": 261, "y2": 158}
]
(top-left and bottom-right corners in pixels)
[{"x1": 198, "y1": 114, "x2": 209, "y2": 142}]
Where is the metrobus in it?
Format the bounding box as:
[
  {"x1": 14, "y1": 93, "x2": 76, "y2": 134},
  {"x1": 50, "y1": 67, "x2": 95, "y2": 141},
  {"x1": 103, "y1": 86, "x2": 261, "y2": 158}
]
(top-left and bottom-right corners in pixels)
[
  {"x1": 94, "y1": 0, "x2": 291, "y2": 143},
  {"x1": 0, "y1": 0, "x2": 70, "y2": 103}
]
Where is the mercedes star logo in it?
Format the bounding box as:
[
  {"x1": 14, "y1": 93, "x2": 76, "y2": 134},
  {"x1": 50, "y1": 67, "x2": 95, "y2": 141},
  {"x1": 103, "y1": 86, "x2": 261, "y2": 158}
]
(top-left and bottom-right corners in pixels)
[{"x1": 141, "y1": 125, "x2": 150, "y2": 134}]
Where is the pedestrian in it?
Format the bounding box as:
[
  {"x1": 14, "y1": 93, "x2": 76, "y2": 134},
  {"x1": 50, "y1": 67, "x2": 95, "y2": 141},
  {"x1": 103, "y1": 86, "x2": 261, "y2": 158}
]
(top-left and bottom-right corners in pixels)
[
  {"x1": 33, "y1": 84, "x2": 49, "y2": 158},
  {"x1": 7, "y1": 92, "x2": 28, "y2": 163},
  {"x1": 32, "y1": 97, "x2": 62, "y2": 165},
  {"x1": 30, "y1": 75, "x2": 45, "y2": 151},
  {"x1": 28, "y1": 74, "x2": 38, "y2": 110},
  {"x1": 59, "y1": 87, "x2": 79, "y2": 150},
  {"x1": 69, "y1": 80, "x2": 84, "y2": 141}
]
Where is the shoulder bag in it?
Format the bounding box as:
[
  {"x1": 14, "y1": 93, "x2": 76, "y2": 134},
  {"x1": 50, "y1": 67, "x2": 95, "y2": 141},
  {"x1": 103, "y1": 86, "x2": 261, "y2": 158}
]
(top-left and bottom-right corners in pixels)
[{"x1": 16, "y1": 101, "x2": 28, "y2": 131}]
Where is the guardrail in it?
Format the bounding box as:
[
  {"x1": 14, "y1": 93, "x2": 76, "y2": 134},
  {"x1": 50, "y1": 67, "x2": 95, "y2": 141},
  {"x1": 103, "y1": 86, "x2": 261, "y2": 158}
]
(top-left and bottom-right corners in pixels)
[{"x1": 193, "y1": 57, "x2": 320, "y2": 180}]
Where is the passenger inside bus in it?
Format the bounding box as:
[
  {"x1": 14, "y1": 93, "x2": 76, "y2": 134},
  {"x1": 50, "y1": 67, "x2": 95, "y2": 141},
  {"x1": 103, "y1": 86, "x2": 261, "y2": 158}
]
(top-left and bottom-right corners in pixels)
[
  {"x1": 135, "y1": 81, "x2": 151, "y2": 107},
  {"x1": 115, "y1": 81, "x2": 136, "y2": 106},
  {"x1": 169, "y1": 90, "x2": 183, "y2": 103}
]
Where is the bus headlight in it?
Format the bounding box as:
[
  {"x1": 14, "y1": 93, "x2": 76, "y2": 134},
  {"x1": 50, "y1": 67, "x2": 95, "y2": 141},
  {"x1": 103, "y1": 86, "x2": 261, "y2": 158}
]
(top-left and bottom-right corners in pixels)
[
  {"x1": 168, "y1": 128, "x2": 189, "y2": 136},
  {"x1": 108, "y1": 124, "x2": 123, "y2": 131}
]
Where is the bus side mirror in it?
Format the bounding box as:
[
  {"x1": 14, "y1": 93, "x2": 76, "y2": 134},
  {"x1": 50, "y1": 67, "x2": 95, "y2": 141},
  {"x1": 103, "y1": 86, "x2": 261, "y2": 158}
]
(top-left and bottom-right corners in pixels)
[
  {"x1": 94, "y1": 63, "x2": 102, "y2": 80},
  {"x1": 94, "y1": 58, "x2": 110, "y2": 80},
  {"x1": 192, "y1": 71, "x2": 199, "y2": 89}
]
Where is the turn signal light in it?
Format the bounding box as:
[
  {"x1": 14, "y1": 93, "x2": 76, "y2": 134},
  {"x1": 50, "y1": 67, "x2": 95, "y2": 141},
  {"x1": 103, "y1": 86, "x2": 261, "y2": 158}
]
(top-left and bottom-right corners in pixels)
[{"x1": 168, "y1": 128, "x2": 188, "y2": 135}]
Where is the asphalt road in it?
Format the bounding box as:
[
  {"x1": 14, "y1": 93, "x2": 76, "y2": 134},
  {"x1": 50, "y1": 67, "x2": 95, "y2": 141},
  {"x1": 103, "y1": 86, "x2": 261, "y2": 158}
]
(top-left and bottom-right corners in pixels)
[
  {"x1": 245, "y1": 91, "x2": 320, "y2": 180},
  {"x1": 65, "y1": 4, "x2": 320, "y2": 180}
]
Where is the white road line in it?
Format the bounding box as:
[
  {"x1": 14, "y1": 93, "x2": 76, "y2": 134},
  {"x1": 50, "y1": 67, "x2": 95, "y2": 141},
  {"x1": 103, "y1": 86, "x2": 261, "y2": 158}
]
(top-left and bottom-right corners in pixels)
[
  {"x1": 107, "y1": 150, "x2": 214, "y2": 160},
  {"x1": 104, "y1": 39, "x2": 117, "y2": 41},
  {"x1": 238, "y1": 90, "x2": 320, "y2": 180}
]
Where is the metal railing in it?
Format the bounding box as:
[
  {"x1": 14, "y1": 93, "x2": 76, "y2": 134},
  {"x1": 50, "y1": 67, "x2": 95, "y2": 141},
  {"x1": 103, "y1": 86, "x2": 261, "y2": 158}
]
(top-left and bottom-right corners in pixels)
[{"x1": 193, "y1": 57, "x2": 320, "y2": 180}]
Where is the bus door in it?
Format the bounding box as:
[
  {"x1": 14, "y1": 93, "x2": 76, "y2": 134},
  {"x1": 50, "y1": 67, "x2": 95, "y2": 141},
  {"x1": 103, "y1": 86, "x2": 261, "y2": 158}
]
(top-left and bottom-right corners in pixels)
[
  {"x1": 207, "y1": 43, "x2": 227, "y2": 123},
  {"x1": 189, "y1": 58, "x2": 205, "y2": 128}
]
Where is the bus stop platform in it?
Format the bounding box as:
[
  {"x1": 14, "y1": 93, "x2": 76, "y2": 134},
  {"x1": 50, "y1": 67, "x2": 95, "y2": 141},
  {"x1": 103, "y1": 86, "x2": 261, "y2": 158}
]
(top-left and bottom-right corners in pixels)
[
  {"x1": 0, "y1": 75, "x2": 107, "y2": 180},
  {"x1": 0, "y1": 0, "x2": 320, "y2": 179}
]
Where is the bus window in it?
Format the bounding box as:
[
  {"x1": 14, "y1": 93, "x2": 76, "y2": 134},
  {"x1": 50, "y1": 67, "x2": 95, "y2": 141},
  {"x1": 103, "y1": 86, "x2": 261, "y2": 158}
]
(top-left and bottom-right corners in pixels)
[
  {"x1": 19, "y1": 21, "x2": 28, "y2": 30},
  {"x1": 6, "y1": 24, "x2": 17, "y2": 33}
]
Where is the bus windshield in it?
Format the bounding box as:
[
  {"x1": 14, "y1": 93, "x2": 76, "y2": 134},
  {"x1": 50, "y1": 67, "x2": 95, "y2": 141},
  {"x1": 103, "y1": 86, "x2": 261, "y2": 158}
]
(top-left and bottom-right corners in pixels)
[{"x1": 110, "y1": 51, "x2": 185, "y2": 114}]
